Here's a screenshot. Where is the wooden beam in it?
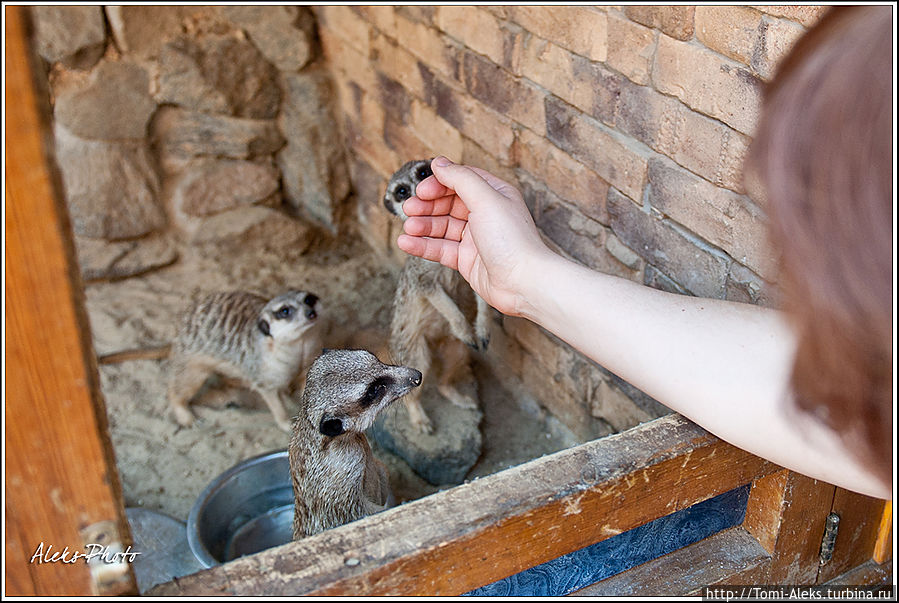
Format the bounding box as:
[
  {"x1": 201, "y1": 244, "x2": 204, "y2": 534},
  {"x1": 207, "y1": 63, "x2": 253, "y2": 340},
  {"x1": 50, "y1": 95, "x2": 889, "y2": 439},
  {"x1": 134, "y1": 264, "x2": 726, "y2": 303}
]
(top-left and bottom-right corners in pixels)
[
  {"x1": 4, "y1": 5, "x2": 136, "y2": 595},
  {"x1": 150, "y1": 414, "x2": 778, "y2": 596},
  {"x1": 872, "y1": 501, "x2": 892, "y2": 564}
]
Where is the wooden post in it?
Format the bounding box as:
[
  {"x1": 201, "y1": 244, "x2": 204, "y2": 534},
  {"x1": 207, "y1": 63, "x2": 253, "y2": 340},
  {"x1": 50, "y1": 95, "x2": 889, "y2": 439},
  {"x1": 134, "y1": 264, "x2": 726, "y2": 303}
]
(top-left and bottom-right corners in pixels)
[{"x1": 4, "y1": 5, "x2": 136, "y2": 595}]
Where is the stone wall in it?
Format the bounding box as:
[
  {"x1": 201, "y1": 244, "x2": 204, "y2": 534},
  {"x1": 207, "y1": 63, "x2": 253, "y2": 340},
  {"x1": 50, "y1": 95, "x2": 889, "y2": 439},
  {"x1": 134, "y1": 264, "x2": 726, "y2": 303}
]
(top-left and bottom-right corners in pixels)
[
  {"x1": 32, "y1": 5, "x2": 349, "y2": 283},
  {"x1": 313, "y1": 6, "x2": 828, "y2": 440}
]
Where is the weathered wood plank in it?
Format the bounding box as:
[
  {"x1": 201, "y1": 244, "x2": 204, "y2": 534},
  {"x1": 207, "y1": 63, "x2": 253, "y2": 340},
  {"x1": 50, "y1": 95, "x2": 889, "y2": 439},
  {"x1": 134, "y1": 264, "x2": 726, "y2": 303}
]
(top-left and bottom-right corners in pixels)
[
  {"x1": 743, "y1": 469, "x2": 789, "y2": 555},
  {"x1": 816, "y1": 489, "x2": 887, "y2": 583},
  {"x1": 765, "y1": 473, "x2": 835, "y2": 584},
  {"x1": 4, "y1": 5, "x2": 135, "y2": 595},
  {"x1": 824, "y1": 559, "x2": 893, "y2": 586},
  {"x1": 872, "y1": 502, "x2": 892, "y2": 564},
  {"x1": 570, "y1": 527, "x2": 771, "y2": 597},
  {"x1": 149, "y1": 414, "x2": 778, "y2": 596}
]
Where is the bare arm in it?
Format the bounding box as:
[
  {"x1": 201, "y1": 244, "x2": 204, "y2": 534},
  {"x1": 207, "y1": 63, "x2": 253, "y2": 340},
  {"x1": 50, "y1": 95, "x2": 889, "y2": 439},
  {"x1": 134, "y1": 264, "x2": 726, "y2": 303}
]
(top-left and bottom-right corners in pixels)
[{"x1": 398, "y1": 157, "x2": 890, "y2": 499}]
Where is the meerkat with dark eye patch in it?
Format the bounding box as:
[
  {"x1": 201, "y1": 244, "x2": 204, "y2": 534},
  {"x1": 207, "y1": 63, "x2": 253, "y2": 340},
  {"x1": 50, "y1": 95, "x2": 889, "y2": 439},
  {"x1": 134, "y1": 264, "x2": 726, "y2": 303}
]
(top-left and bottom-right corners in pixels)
[
  {"x1": 383, "y1": 158, "x2": 491, "y2": 434},
  {"x1": 289, "y1": 349, "x2": 422, "y2": 539},
  {"x1": 167, "y1": 290, "x2": 323, "y2": 433}
]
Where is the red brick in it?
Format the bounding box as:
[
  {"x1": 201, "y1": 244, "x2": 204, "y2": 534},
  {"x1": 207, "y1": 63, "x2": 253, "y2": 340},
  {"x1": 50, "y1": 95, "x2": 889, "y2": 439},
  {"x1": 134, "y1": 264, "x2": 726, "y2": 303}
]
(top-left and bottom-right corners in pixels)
[
  {"x1": 753, "y1": 17, "x2": 806, "y2": 80},
  {"x1": 370, "y1": 32, "x2": 427, "y2": 100},
  {"x1": 319, "y1": 27, "x2": 377, "y2": 92},
  {"x1": 435, "y1": 6, "x2": 510, "y2": 70},
  {"x1": 725, "y1": 261, "x2": 782, "y2": 308},
  {"x1": 652, "y1": 34, "x2": 762, "y2": 135},
  {"x1": 614, "y1": 78, "x2": 747, "y2": 192},
  {"x1": 506, "y1": 6, "x2": 607, "y2": 61},
  {"x1": 545, "y1": 95, "x2": 649, "y2": 202},
  {"x1": 625, "y1": 6, "x2": 695, "y2": 41},
  {"x1": 352, "y1": 5, "x2": 397, "y2": 34},
  {"x1": 608, "y1": 188, "x2": 731, "y2": 298},
  {"x1": 606, "y1": 12, "x2": 656, "y2": 85},
  {"x1": 756, "y1": 5, "x2": 829, "y2": 27},
  {"x1": 518, "y1": 36, "x2": 594, "y2": 116},
  {"x1": 460, "y1": 137, "x2": 516, "y2": 183},
  {"x1": 461, "y1": 49, "x2": 545, "y2": 136},
  {"x1": 394, "y1": 10, "x2": 461, "y2": 82},
  {"x1": 695, "y1": 5, "x2": 764, "y2": 67},
  {"x1": 647, "y1": 156, "x2": 778, "y2": 280},
  {"x1": 316, "y1": 5, "x2": 371, "y2": 57},
  {"x1": 516, "y1": 128, "x2": 610, "y2": 225},
  {"x1": 409, "y1": 97, "x2": 464, "y2": 161},
  {"x1": 383, "y1": 113, "x2": 432, "y2": 160}
]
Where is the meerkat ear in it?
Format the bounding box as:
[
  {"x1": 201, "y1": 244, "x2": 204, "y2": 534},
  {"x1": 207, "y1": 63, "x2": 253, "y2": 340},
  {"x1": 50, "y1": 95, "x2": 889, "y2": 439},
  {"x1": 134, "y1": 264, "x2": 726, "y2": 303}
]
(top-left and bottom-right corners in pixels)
[
  {"x1": 319, "y1": 416, "x2": 344, "y2": 437},
  {"x1": 258, "y1": 319, "x2": 271, "y2": 337}
]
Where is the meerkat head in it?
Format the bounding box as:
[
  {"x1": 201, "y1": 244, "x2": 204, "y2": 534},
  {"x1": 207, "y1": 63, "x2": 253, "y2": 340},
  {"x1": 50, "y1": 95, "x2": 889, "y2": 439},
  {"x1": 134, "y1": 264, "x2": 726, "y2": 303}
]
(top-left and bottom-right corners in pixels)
[
  {"x1": 383, "y1": 158, "x2": 434, "y2": 219},
  {"x1": 257, "y1": 290, "x2": 321, "y2": 342},
  {"x1": 303, "y1": 349, "x2": 422, "y2": 437}
]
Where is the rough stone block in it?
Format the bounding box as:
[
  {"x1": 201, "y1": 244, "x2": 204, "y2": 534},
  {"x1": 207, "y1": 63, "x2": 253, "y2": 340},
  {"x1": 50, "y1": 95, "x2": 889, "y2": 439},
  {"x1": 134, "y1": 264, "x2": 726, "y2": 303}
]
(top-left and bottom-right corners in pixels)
[
  {"x1": 755, "y1": 5, "x2": 829, "y2": 27},
  {"x1": 222, "y1": 5, "x2": 313, "y2": 72},
  {"x1": 695, "y1": 5, "x2": 764, "y2": 67},
  {"x1": 74, "y1": 233, "x2": 178, "y2": 282},
  {"x1": 369, "y1": 382, "x2": 482, "y2": 486},
  {"x1": 156, "y1": 33, "x2": 281, "y2": 119},
  {"x1": 31, "y1": 5, "x2": 106, "y2": 69},
  {"x1": 752, "y1": 17, "x2": 807, "y2": 80},
  {"x1": 53, "y1": 60, "x2": 156, "y2": 141},
  {"x1": 105, "y1": 6, "x2": 224, "y2": 61},
  {"x1": 277, "y1": 69, "x2": 350, "y2": 231},
  {"x1": 54, "y1": 123, "x2": 165, "y2": 240},
  {"x1": 151, "y1": 107, "x2": 285, "y2": 171},
  {"x1": 462, "y1": 49, "x2": 545, "y2": 135},
  {"x1": 172, "y1": 159, "x2": 280, "y2": 217}
]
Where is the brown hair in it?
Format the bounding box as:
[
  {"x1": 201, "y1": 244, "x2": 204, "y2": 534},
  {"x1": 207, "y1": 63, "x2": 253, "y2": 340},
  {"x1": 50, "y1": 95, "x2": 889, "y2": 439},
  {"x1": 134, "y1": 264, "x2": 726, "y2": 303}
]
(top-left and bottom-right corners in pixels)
[{"x1": 747, "y1": 6, "x2": 893, "y2": 487}]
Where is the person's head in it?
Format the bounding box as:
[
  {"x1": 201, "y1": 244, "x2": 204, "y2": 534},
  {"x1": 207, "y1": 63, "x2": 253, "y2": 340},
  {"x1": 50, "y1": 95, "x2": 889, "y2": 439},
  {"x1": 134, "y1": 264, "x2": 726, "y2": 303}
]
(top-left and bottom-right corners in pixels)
[{"x1": 747, "y1": 6, "x2": 892, "y2": 486}]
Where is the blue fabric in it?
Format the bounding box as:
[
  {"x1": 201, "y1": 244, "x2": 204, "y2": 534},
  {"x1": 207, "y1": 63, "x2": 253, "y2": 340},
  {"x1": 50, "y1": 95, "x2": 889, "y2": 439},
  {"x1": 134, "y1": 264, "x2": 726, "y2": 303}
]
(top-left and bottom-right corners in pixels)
[{"x1": 464, "y1": 484, "x2": 750, "y2": 597}]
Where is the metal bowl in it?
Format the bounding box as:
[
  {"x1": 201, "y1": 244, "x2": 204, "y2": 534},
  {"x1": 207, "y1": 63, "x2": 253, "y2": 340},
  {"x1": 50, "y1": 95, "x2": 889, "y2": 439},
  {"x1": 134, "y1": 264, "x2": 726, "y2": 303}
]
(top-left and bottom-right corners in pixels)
[{"x1": 187, "y1": 449, "x2": 294, "y2": 568}]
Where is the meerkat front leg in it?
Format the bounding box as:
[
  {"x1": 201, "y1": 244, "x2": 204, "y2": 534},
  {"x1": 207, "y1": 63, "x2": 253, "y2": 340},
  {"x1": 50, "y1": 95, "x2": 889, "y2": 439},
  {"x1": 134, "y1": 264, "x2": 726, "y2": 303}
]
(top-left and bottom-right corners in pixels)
[
  {"x1": 168, "y1": 358, "x2": 212, "y2": 427},
  {"x1": 425, "y1": 286, "x2": 477, "y2": 348},
  {"x1": 257, "y1": 388, "x2": 294, "y2": 433},
  {"x1": 474, "y1": 294, "x2": 491, "y2": 351},
  {"x1": 395, "y1": 334, "x2": 434, "y2": 434}
]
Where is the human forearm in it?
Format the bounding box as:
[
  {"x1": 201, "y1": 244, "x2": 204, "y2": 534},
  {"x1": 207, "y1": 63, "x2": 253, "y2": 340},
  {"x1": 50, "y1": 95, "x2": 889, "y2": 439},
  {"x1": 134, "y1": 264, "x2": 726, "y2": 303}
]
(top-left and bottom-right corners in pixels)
[{"x1": 517, "y1": 252, "x2": 890, "y2": 499}]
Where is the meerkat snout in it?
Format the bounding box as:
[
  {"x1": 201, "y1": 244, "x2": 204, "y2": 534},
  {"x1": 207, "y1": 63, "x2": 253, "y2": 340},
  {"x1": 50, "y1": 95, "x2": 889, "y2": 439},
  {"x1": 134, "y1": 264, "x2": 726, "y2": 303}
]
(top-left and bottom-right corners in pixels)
[
  {"x1": 304, "y1": 349, "x2": 422, "y2": 437},
  {"x1": 383, "y1": 158, "x2": 433, "y2": 218}
]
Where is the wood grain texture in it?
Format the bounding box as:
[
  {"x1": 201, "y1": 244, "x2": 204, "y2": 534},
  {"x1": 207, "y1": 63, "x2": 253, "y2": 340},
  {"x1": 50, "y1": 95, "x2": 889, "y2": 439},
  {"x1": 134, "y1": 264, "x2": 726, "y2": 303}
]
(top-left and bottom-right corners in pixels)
[
  {"x1": 816, "y1": 489, "x2": 887, "y2": 583},
  {"x1": 764, "y1": 473, "x2": 835, "y2": 584},
  {"x1": 743, "y1": 470, "x2": 789, "y2": 555},
  {"x1": 149, "y1": 414, "x2": 778, "y2": 596},
  {"x1": 4, "y1": 5, "x2": 135, "y2": 595},
  {"x1": 571, "y1": 527, "x2": 771, "y2": 597},
  {"x1": 872, "y1": 501, "x2": 891, "y2": 564},
  {"x1": 824, "y1": 559, "x2": 893, "y2": 587}
]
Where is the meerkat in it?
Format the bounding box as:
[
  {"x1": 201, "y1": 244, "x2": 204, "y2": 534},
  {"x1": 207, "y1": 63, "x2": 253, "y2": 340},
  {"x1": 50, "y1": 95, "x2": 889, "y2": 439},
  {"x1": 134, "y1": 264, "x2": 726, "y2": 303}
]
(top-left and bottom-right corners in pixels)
[
  {"x1": 290, "y1": 349, "x2": 422, "y2": 539},
  {"x1": 167, "y1": 289, "x2": 323, "y2": 433},
  {"x1": 383, "y1": 158, "x2": 491, "y2": 434}
]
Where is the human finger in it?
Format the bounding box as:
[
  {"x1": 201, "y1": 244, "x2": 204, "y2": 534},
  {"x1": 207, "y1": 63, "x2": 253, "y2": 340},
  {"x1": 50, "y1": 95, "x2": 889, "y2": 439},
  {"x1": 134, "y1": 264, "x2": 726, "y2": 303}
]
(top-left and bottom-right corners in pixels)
[
  {"x1": 429, "y1": 156, "x2": 515, "y2": 212},
  {"x1": 403, "y1": 215, "x2": 468, "y2": 241},
  {"x1": 396, "y1": 234, "x2": 460, "y2": 270}
]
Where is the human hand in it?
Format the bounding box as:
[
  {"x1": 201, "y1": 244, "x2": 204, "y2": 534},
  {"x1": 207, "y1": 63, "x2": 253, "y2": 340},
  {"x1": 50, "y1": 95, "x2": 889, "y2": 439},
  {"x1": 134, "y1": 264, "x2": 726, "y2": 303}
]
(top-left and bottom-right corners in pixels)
[{"x1": 397, "y1": 156, "x2": 553, "y2": 317}]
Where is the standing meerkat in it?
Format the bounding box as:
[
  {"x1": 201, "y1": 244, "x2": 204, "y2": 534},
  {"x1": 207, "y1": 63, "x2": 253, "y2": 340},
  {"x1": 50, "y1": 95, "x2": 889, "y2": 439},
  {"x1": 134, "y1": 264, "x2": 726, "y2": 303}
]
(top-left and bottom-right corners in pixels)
[
  {"x1": 167, "y1": 289, "x2": 323, "y2": 433},
  {"x1": 383, "y1": 158, "x2": 490, "y2": 434},
  {"x1": 290, "y1": 349, "x2": 421, "y2": 539}
]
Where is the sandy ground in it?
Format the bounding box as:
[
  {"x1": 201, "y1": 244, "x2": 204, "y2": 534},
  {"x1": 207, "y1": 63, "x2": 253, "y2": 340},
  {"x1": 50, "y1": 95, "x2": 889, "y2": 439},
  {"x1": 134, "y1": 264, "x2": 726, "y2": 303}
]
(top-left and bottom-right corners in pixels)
[{"x1": 88, "y1": 208, "x2": 581, "y2": 523}]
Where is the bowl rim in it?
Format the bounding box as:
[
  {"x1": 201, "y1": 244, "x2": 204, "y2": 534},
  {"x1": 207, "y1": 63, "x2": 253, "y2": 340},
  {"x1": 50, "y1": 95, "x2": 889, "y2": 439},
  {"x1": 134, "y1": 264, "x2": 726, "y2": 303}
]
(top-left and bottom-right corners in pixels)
[{"x1": 187, "y1": 448, "x2": 289, "y2": 568}]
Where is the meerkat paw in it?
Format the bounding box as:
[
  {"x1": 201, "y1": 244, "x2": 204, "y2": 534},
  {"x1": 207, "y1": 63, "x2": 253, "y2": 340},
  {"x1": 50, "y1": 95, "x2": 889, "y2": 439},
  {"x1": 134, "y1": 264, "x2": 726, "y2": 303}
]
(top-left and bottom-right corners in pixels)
[
  {"x1": 438, "y1": 385, "x2": 479, "y2": 410},
  {"x1": 477, "y1": 332, "x2": 491, "y2": 351},
  {"x1": 171, "y1": 405, "x2": 196, "y2": 427}
]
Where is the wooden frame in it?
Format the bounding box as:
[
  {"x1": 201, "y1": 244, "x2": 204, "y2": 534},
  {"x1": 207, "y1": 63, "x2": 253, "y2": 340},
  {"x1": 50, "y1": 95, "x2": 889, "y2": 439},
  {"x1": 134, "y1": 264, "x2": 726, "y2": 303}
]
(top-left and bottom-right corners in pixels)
[{"x1": 4, "y1": 5, "x2": 891, "y2": 596}]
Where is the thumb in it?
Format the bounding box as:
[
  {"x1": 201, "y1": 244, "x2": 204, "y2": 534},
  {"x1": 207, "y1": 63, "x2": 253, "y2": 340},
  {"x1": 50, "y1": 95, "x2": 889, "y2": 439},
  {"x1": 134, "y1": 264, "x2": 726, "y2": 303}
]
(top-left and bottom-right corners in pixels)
[{"x1": 429, "y1": 156, "x2": 509, "y2": 213}]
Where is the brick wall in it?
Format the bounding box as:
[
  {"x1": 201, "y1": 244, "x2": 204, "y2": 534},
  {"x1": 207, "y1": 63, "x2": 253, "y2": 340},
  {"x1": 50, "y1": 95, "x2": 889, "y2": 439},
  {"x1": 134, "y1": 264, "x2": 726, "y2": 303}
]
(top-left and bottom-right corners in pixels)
[{"x1": 313, "y1": 5, "x2": 827, "y2": 440}]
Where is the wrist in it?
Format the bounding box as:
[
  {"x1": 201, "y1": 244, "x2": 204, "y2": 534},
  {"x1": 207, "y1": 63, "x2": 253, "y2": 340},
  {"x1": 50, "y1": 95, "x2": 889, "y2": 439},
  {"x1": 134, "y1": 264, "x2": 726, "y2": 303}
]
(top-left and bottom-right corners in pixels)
[{"x1": 511, "y1": 248, "x2": 572, "y2": 323}]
